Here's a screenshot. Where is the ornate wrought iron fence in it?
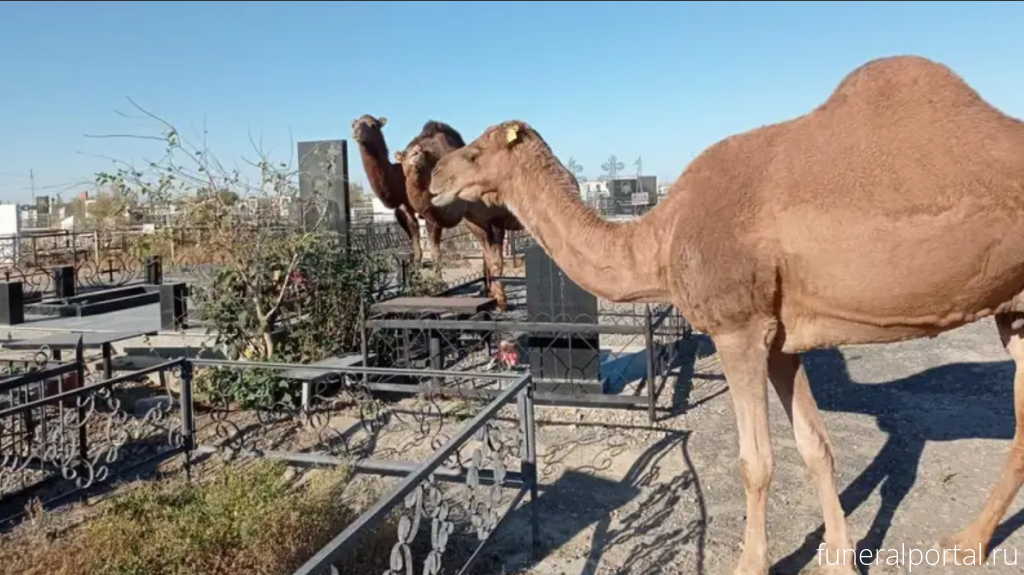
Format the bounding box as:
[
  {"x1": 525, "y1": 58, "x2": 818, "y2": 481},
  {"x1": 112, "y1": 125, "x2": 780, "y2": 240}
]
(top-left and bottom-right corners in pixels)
[
  {"x1": 184, "y1": 359, "x2": 538, "y2": 575},
  {"x1": 349, "y1": 222, "x2": 480, "y2": 256},
  {"x1": 363, "y1": 276, "x2": 690, "y2": 424},
  {"x1": 1, "y1": 349, "x2": 539, "y2": 574},
  {"x1": 0, "y1": 344, "x2": 188, "y2": 516}
]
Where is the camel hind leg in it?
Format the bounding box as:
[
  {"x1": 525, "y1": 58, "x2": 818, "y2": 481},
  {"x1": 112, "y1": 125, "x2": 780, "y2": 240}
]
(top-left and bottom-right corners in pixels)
[{"x1": 938, "y1": 312, "x2": 1024, "y2": 564}]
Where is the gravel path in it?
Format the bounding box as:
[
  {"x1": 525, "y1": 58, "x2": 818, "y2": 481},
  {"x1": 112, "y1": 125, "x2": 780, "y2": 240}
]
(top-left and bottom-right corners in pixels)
[{"x1": 478, "y1": 316, "x2": 1024, "y2": 575}]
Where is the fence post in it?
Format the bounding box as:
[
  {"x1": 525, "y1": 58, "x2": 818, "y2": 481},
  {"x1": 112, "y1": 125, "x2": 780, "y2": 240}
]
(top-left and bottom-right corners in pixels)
[
  {"x1": 54, "y1": 265, "x2": 75, "y2": 299},
  {"x1": 74, "y1": 338, "x2": 89, "y2": 492},
  {"x1": 0, "y1": 281, "x2": 25, "y2": 325},
  {"x1": 359, "y1": 297, "x2": 370, "y2": 387},
  {"x1": 160, "y1": 282, "x2": 189, "y2": 330},
  {"x1": 179, "y1": 360, "x2": 195, "y2": 482},
  {"x1": 519, "y1": 375, "x2": 539, "y2": 555},
  {"x1": 645, "y1": 304, "x2": 657, "y2": 425},
  {"x1": 93, "y1": 230, "x2": 100, "y2": 262},
  {"x1": 145, "y1": 255, "x2": 163, "y2": 285}
]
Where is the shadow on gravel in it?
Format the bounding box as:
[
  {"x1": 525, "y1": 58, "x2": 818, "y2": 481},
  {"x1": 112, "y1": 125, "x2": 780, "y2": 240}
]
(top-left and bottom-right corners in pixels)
[
  {"x1": 774, "y1": 347, "x2": 1024, "y2": 574},
  {"x1": 482, "y1": 431, "x2": 709, "y2": 575}
]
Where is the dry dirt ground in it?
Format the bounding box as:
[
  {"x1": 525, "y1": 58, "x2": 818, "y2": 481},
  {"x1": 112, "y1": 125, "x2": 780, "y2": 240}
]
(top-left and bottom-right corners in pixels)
[{"x1": 479, "y1": 316, "x2": 1024, "y2": 575}]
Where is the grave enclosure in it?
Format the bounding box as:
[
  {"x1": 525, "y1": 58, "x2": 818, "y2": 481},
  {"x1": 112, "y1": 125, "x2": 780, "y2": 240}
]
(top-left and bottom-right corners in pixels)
[
  {"x1": 0, "y1": 134, "x2": 696, "y2": 575},
  {"x1": 363, "y1": 239, "x2": 691, "y2": 424}
]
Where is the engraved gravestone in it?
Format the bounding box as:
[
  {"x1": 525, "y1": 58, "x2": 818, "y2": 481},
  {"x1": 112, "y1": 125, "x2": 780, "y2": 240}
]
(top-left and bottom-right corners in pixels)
[
  {"x1": 297, "y1": 139, "x2": 351, "y2": 248},
  {"x1": 525, "y1": 244, "x2": 600, "y2": 383}
]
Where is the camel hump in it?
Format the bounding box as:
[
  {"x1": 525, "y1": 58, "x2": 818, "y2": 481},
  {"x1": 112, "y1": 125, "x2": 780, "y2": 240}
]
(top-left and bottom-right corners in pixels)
[
  {"x1": 414, "y1": 120, "x2": 467, "y2": 149},
  {"x1": 823, "y1": 55, "x2": 985, "y2": 111}
]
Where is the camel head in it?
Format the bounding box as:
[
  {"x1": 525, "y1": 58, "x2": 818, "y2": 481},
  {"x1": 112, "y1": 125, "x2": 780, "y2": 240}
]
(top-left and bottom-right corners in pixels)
[
  {"x1": 429, "y1": 120, "x2": 542, "y2": 209},
  {"x1": 400, "y1": 144, "x2": 470, "y2": 221},
  {"x1": 351, "y1": 114, "x2": 387, "y2": 146},
  {"x1": 396, "y1": 144, "x2": 429, "y2": 176}
]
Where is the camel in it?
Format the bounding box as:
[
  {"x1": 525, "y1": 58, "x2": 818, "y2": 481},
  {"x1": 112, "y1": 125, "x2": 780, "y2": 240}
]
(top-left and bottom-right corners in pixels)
[
  {"x1": 427, "y1": 55, "x2": 1024, "y2": 575},
  {"x1": 394, "y1": 122, "x2": 523, "y2": 309},
  {"x1": 350, "y1": 114, "x2": 443, "y2": 266}
]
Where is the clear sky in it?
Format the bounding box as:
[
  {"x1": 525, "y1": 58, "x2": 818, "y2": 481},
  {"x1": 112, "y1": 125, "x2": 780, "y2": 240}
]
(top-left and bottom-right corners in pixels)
[{"x1": 1, "y1": 1, "x2": 1023, "y2": 203}]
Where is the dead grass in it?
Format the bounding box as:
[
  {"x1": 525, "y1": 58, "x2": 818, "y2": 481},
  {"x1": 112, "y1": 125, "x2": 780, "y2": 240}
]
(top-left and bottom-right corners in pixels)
[{"x1": 0, "y1": 461, "x2": 395, "y2": 575}]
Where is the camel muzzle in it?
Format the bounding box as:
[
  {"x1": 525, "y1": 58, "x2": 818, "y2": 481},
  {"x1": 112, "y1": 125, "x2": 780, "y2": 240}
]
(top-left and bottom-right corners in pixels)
[{"x1": 430, "y1": 189, "x2": 459, "y2": 207}]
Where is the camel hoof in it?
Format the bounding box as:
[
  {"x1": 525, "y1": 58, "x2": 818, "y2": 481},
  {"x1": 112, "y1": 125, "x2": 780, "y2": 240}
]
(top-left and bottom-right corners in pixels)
[{"x1": 933, "y1": 534, "x2": 988, "y2": 567}]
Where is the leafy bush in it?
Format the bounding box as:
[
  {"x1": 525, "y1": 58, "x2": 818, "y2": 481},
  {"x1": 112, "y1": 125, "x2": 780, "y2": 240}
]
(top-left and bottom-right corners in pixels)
[{"x1": 91, "y1": 104, "x2": 408, "y2": 406}]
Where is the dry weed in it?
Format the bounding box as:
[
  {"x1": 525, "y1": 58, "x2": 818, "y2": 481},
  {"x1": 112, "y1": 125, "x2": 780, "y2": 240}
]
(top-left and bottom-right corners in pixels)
[{"x1": 0, "y1": 461, "x2": 395, "y2": 575}]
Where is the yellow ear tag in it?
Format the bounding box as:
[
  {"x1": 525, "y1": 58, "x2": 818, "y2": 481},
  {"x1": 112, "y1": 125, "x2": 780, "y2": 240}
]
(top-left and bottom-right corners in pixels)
[{"x1": 506, "y1": 125, "x2": 519, "y2": 144}]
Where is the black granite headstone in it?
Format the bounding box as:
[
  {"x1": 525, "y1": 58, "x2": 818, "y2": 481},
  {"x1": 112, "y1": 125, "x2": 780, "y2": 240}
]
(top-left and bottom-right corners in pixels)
[
  {"x1": 53, "y1": 265, "x2": 75, "y2": 299},
  {"x1": 298, "y1": 139, "x2": 351, "y2": 248},
  {"x1": 0, "y1": 281, "x2": 25, "y2": 325},
  {"x1": 145, "y1": 256, "x2": 163, "y2": 285},
  {"x1": 160, "y1": 282, "x2": 188, "y2": 330},
  {"x1": 524, "y1": 244, "x2": 600, "y2": 383}
]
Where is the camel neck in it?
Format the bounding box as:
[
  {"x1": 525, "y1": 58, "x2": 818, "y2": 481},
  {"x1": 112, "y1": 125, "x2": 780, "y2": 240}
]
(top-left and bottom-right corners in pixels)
[
  {"x1": 502, "y1": 154, "x2": 669, "y2": 303},
  {"x1": 358, "y1": 140, "x2": 402, "y2": 202}
]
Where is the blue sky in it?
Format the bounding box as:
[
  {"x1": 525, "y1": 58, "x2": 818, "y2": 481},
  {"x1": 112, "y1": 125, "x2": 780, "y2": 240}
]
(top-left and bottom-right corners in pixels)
[{"x1": 1, "y1": 1, "x2": 1023, "y2": 203}]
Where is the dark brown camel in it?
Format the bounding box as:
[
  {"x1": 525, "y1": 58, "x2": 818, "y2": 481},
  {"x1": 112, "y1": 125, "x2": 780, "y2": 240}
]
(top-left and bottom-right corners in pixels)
[
  {"x1": 351, "y1": 114, "x2": 442, "y2": 266},
  {"x1": 395, "y1": 121, "x2": 523, "y2": 310}
]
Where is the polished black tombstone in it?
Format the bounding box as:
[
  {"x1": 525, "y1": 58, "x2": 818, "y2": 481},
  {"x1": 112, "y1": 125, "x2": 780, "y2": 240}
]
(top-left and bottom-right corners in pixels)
[
  {"x1": 145, "y1": 256, "x2": 163, "y2": 285},
  {"x1": 53, "y1": 265, "x2": 75, "y2": 299},
  {"x1": 160, "y1": 282, "x2": 189, "y2": 330},
  {"x1": 524, "y1": 244, "x2": 600, "y2": 384},
  {"x1": 0, "y1": 281, "x2": 25, "y2": 325}
]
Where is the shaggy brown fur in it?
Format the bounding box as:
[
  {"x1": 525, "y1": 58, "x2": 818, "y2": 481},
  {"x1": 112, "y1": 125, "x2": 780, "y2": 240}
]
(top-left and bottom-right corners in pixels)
[
  {"x1": 395, "y1": 121, "x2": 523, "y2": 309},
  {"x1": 351, "y1": 114, "x2": 441, "y2": 266},
  {"x1": 428, "y1": 55, "x2": 1024, "y2": 575}
]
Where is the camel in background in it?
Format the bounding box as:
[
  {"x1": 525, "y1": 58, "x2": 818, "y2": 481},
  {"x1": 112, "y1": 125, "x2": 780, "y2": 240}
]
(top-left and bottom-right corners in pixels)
[
  {"x1": 427, "y1": 55, "x2": 1024, "y2": 575},
  {"x1": 350, "y1": 114, "x2": 442, "y2": 266},
  {"x1": 395, "y1": 121, "x2": 522, "y2": 310}
]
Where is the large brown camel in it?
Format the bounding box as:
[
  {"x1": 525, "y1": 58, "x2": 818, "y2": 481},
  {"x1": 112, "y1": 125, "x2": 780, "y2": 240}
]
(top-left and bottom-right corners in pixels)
[
  {"x1": 427, "y1": 55, "x2": 1024, "y2": 575},
  {"x1": 350, "y1": 114, "x2": 443, "y2": 266},
  {"x1": 394, "y1": 122, "x2": 523, "y2": 309}
]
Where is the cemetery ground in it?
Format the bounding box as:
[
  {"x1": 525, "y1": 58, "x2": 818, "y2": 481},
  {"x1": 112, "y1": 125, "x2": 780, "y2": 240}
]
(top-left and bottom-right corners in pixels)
[{"x1": 2, "y1": 274, "x2": 1023, "y2": 574}]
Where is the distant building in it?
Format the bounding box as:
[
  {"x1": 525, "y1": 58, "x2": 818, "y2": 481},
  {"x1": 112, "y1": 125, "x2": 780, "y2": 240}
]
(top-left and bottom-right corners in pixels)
[{"x1": 578, "y1": 180, "x2": 608, "y2": 202}]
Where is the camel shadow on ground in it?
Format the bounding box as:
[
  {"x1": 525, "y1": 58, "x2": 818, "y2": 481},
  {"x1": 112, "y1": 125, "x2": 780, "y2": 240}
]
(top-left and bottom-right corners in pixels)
[
  {"x1": 773, "y1": 347, "x2": 1024, "y2": 574},
  {"x1": 484, "y1": 430, "x2": 708, "y2": 575},
  {"x1": 669, "y1": 333, "x2": 726, "y2": 418}
]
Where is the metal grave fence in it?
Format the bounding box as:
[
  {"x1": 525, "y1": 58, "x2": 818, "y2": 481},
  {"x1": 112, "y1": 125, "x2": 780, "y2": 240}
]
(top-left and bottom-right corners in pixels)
[{"x1": 0, "y1": 348, "x2": 538, "y2": 575}]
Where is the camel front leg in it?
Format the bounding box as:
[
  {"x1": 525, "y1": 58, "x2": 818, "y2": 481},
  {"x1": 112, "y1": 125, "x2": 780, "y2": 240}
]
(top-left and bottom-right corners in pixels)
[
  {"x1": 938, "y1": 312, "x2": 1024, "y2": 564},
  {"x1": 461, "y1": 220, "x2": 495, "y2": 301},
  {"x1": 486, "y1": 225, "x2": 507, "y2": 310},
  {"x1": 715, "y1": 327, "x2": 775, "y2": 575},
  {"x1": 768, "y1": 350, "x2": 857, "y2": 574},
  {"x1": 426, "y1": 219, "x2": 444, "y2": 265},
  {"x1": 395, "y1": 206, "x2": 422, "y2": 267}
]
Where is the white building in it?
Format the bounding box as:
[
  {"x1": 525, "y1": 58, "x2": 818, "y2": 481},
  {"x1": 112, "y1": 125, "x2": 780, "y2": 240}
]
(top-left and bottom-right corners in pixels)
[{"x1": 578, "y1": 180, "x2": 608, "y2": 202}]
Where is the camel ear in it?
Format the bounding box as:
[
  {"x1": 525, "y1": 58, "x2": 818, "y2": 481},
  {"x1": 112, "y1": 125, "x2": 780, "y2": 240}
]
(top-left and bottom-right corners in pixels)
[
  {"x1": 378, "y1": 116, "x2": 387, "y2": 127},
  {"x1": 394, "y1": 151, "x2": 404, "y2": 162},
  {"x1": 505, "y1": 123, "x2": 521, "y2": 146}
]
